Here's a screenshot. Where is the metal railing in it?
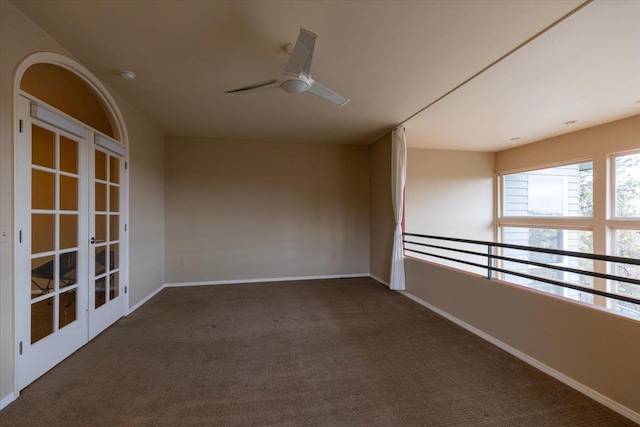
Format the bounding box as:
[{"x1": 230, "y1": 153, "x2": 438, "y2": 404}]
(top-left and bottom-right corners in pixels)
[{"x1": 403, "y1": 233, "x2": 640, "y2": 306}]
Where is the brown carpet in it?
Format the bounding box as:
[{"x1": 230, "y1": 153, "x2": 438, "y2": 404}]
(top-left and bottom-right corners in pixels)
[{"x1": 1, "y1": 277, "x2": 635, "y2": 426}]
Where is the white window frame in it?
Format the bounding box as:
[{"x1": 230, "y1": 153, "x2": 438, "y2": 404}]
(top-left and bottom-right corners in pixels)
[
  {"x1": 497, "y1": 160, "x2": 599, "y2": 303},
  {"x1": 606, "y1": 150, "x2": 640, "y2": 312},
  {"x1": 496, "y1": 153, "x2": 640, "y2": 319}
]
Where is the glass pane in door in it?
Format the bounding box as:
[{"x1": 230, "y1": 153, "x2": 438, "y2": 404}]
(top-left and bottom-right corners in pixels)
[
  {"x1": 95, "y1": 183, "x2": 107, "y2": 212},
  {"x1": 95, "y1": 150, "x2": 107, "y2": 181},
  {"x1": 59, "y1": 289, "x2": 77, "y2": 329},
  {"x1": 109, "y1": 215, "x2": 119, "y2": 241},
  {"x1": 93, "y1": 148, "x2": 122, "y2": 308},
  {"x1": 32, "y1": 126, "x2": 55, "y2": 168},
  {"x1": 31, "y1": 298, "x2": 54, "y2": 344},
  {"x1": 110, "y1": 243, "x2": 119, "y2": 270},
  {"x1": 95, "y1": 247, "x2": 107, "y2": 276},
  {"x1": 32, "y1": 170, "x2": 55, "y2": 209},
  {"x1": 109, "y1": 186, "x2": 119, "y2": 211},
  {"x1": 95, "y1": 214, "x2": 107, "y2": 242},
  {"x1": 32, "y1": 214, "x2": 55, "y2": 254},
  {"x1": 59, "y1": 214, "x2": 78, "y2": 249},
  {"x1": 30, "y1": 124, "x2": 81, "y2": 343},
  {"x1": 95, "y1": 278, "x2": 106, "y2": 309},
  {"x1": 109, "y1": 157, "x2": 119, "y2": 183},
  {"x1": 60, "y1": 176, "x2": 78, "y2": 210},
  {"x1": 109, "y1": 272, "x2": 119, "y2": 300},
  {"x1": 59, "y1": 251, "x2": 77, "y2": 289},
  {"x1": 60, "y1": 137, "x2": 78, "y2": 174},
  {"x1": 31, "y1": 255, "x2": 54, "y2": 299}
]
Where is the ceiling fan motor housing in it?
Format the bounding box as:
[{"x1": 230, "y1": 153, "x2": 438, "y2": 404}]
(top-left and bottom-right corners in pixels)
[{"x1": 281, "y1": 73, "x2": 313, "y2": 94}]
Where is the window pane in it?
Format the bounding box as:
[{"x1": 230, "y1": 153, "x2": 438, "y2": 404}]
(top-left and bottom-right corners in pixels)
[
  {"x1": 109, "y1": 156, "x2": 120, "y2": 184},
  {"x1": 95, "y1": 214, "x2": 106, "y2": 242},
  {"x1": 502, "y1": 227, "x2": 594, "y2": 303},
  {"x1": 109, "y1": 272, "x2": 119, "y2": 301},
  {"x1": 32, "y1": 125, "x2": 55, "y2": 169},
  {"x1": 32, "y1": 170, "x2": 55, "y2": 210},
  {"x1": 95, "y1": 278, "x2": 106, "y2": 309},
  {"x1": 95, "y1": 150, "x2": 107, "y2": 181},
  {"x1": 60, "y1": 214, "x2": 78, "y2": 249},
  {"x1": 59, "y1": 289, "x2": 77, "y2": 329},
  {"x1": 109, "y1": 215, "x2": 119, "y2": 241},
  {"x1": 502, "y1": 162, "x2": 592, "y2": 217},
  {"x1": 109, "y1": 185, "x2": 119, "y2": 212},
  {"x1": 613, "y1": 229, "x2": 640, "y2": 319},
  {"x1": 59, "y1": 251, "x2": 77, "y2": 288},
  {"x1": 614, "y1": 153, "x2": 640, "y2": 218},
  {"x1": 60, "y1": 136, "x2": 78, "y2": 174},
  {"x1": 31, "y1": 255, "x2": 54, "y2": 298},
  {"x1": 60, "y1": 176, "x2": 78, "y2": 211},
  {"x1": 110, "y1": 243, "x2": 119, "y2": 270},
  {"x1": 32, "y1": 298, "x2": 54, "y2": 343},
  {"x1": 95, "y1": 182, "x2": 106, "y2": 212},
  {"x1": 32, "y1": 214, "x2": 55, "y2": 254},
  {"x1": 96, "y1": 247, "x2": 107, "y2": 276}
]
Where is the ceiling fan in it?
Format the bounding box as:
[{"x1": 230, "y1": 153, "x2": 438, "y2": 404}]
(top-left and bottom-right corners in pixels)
[{"x1": 224, "y1": 28, "x2": 350, "y2": 106}]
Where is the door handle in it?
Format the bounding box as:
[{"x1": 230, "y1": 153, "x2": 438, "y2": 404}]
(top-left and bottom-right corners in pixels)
[{"x1": 90, "y1": 237, "x2": 106, "y2": 244}]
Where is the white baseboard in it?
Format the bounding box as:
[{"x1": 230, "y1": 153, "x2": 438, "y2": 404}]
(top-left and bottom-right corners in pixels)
[
  {"x1": 369, "y1": 274, "x2": 389, "y2": 287},
  {"x1": 165, "y1": 273, "x2": 369, "y2": 288},
  {"x1": 127, "y1": 284, "x2": 165, "y2": 315},
  {"x1": 129, "y1": 274, "x2": 371, "y2": 312},
  {"x1": 399, "y1": 291, "x2": 640, "y2": 425},
  {"x1": 0, "y1": 391, "x2": 17, "y2": 410}
]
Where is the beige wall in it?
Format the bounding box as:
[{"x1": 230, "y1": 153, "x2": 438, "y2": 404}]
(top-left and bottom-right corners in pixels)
[
  {"x1": 0, "y1": 2, "x2": 165, "y2": 403},
  {"x1": 116, "y1": 96, "x2": 165, "y2": 308},
  {"x1": 496, "y1": 114, "x2": 640, "y2": 173},
  {"x1": 368, "y1": 133, "x2": 394, "y2": 284},
  {"x1": 406, "y1": 148, "x2": 494, "y2": 238},
  {"x1": 164, "y1": 136, "x2": 369, "y2": 283},
  {"x1": 405, "y1": 257, "x2": 640, "y2": 417},
  {"x1": 405, "y1": 148, "x2": 494, "y2": 274}
]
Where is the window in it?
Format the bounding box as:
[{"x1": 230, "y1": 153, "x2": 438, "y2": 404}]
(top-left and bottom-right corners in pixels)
[
  {"x1": 613, "y1": 229, "x2": 640, "y2": 317},
  {"x1": 501, "y1": 227, "x2": 593, "y2": 303},
  {"x1": 614, "y1": 153, "x2": 640, "y2": 218},
  {"x1": 498, "y1": 155, "x2": 640, "y2": 320},
  {"x1": 502, "y1": 162, "x2": 592, "y2": 217}
]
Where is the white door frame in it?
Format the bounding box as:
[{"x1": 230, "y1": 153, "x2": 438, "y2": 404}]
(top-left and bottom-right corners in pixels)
[{"x1": 13, "y1": 53, "x2": 130, "y2": 396}]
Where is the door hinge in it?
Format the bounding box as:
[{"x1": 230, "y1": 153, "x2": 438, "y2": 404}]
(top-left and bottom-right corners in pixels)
[
  {"x1": 125, "y1": 162, "x2": 128, "y2": 170},
  {"x1": 124, "y1": 286, "x2": 128, "y2": 294},
  {"x1": 124, "y1": 224, "x2": 127, "y2": 232},
  {"x1": 19, "y1": 230, "x2": 23, "y2": 243},
  {"x1": 19, "y1": 119, "x2": 23, "y2": 133},
  {"x1": 19, "y1": 341, "x2": 23, "y2": 355}
]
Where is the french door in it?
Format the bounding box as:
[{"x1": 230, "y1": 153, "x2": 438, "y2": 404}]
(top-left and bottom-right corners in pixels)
[
  {"x1": 88, "y1": 141, "x2": 126, "y2": 338},
  {"x1": 16, "y1": 94, "x2": 127, "y2": 390}
]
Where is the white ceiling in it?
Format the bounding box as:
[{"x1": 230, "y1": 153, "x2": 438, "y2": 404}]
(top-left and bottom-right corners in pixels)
[{"x1": 11, "y1": 0, "x2": 640, "y2": 151}]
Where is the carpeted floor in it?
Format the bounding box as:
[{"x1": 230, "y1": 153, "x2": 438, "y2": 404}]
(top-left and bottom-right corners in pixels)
[{"x1": 1, "y1": 277, "x2": 635, "y2": 426}]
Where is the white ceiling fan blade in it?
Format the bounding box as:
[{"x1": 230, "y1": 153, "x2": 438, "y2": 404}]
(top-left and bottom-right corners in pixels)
[
  {"x1": 224, "y1": 79, "x2": 279, "y2": 96},
  {"x1": 307, "y1": 81, "x2": 349, "y2": 106},
  {"x1": 285, "y1": 28, "x2": 316, "y2": 76}
]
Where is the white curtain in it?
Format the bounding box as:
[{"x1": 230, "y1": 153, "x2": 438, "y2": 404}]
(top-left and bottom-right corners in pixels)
[{"x1": 390, "y1": 126, "x2": 407, "y2": 290}]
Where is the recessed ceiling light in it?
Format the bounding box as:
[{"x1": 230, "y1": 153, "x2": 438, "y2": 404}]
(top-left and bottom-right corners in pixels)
[
  {"x1": 119, "y1": 70, "x2": 136, "y2": 81},
  {"x1": 510, "y1": 137, "x2": 521, "y2": 141},
  {"x1": 563, "y1": 120, "x2": 577, "y2": 125}
]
